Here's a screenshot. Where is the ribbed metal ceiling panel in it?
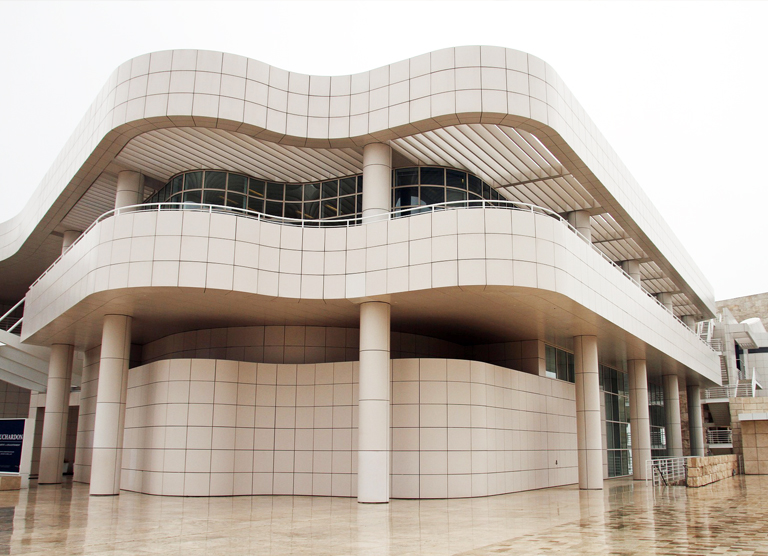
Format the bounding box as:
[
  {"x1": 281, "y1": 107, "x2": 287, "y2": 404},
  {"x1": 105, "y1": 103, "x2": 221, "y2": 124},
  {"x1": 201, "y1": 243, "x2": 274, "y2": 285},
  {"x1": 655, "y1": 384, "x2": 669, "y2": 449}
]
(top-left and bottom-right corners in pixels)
[{"x1": 50, "y1": 124, "x2": 700, "y2": 317}]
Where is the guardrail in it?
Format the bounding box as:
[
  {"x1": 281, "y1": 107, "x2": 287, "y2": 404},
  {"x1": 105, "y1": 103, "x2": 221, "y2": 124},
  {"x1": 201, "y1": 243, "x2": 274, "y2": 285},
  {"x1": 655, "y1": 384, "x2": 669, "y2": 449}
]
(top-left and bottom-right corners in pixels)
[
  {"x1": 647, "y1": 457, "x2": 692, "y2": 486},
  {"x1": 703, "y1": 380, "x2": 757, "y2": 400},
  {"x1": 0, "y1": 299, "x2": 24, "y2": 336},
  {"x1": 706, "y1": 429, "x2": 732, "y2": 444},
  {"x1": 27, "y1": 200, "x2": 713, "y2": 352}
]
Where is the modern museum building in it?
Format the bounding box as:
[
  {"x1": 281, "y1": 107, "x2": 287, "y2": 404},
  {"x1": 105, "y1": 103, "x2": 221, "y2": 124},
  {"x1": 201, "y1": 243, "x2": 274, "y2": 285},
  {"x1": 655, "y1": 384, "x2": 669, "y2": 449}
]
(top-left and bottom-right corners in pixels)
[{"x1": 0, "y1": 46, "x2": 720, "y2": 502}]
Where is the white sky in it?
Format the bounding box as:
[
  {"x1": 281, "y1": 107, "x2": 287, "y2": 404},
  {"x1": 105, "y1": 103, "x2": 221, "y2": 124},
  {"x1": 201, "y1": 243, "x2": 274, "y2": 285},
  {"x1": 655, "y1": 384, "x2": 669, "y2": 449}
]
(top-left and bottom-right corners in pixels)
[{"x1": 0, "y1": 1, "x2": 765, "y2": 302}]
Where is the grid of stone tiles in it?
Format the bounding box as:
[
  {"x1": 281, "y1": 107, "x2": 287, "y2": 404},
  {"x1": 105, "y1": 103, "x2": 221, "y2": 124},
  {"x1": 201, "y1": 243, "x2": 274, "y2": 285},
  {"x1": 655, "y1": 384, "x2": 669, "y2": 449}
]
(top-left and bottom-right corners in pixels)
[
  {"x1": 458, "y1": 477, "x2": 768, "y2": 556},
  {"x1": 4, "y1": 476, "x2": 768, "y2": 555}
]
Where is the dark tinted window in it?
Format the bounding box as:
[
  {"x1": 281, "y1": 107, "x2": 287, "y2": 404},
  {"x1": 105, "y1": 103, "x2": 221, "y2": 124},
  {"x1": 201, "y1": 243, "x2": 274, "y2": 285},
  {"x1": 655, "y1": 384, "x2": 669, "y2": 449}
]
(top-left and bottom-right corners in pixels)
[
  {"x1": 420, "y1": 167, "x2": 444, "y2": 185},
  {"x1": 395, "y1": 168, "x2": 419, "y2": 186},
  {"x1": 205, "y1": 171, "x2": 227, "y2": 190},
  {"x1": 266, "y1": 183, "x2": 284, "y2": 201}
]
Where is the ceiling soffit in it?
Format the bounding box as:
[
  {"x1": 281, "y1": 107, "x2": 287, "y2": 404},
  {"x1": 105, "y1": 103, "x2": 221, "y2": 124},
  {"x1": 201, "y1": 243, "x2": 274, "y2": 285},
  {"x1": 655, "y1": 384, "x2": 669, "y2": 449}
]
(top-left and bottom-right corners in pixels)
[{"x1": 54, "y1": 124, "x2": 699, "y2": 317}]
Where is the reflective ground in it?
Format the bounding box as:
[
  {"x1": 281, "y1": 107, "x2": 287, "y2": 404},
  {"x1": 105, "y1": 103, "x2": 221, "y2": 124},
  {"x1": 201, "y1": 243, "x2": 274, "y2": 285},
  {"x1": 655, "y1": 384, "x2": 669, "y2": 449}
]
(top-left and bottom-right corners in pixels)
[{"x1": 2, "y1": 476, "x2": 768, "y2": 555}]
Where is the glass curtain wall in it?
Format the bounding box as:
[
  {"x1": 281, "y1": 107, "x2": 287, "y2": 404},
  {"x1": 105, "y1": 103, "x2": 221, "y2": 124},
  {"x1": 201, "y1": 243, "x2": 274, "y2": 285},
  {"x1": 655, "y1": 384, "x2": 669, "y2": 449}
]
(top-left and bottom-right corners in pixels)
[
  {"x1": 648, "y1": 382, "x2": 667, "y2": 458},
  {"x1": 544, "y1": 345, "x2": 575, "y2": 383},
  {"x1": 144, "y1": 167, "x2": 506, "y2": 222},
  {"x1": 600, "y1": 364, "x2": 632, "y2": 478}
]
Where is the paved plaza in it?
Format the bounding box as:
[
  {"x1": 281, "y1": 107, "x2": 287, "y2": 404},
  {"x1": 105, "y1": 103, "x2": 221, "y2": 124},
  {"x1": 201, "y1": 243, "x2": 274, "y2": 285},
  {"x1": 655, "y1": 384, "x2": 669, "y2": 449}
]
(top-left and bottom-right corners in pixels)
[{"x1": 1, "y1": 476, "x2": 767, "y2": 555}]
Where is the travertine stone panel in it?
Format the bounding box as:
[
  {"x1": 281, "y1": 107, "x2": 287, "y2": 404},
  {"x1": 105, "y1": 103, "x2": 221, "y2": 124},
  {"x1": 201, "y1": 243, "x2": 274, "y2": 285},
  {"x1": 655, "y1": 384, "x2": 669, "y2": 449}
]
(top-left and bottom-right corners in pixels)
[{"x1": 686, "y1": 455, "x2": 740, "y2": 486}]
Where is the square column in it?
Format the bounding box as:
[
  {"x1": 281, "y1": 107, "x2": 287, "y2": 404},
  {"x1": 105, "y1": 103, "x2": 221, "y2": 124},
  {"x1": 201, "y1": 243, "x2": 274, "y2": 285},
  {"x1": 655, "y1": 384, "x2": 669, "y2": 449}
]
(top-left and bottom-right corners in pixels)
[
  {"x1": 357, "y1": 301, "x2": 391, "y2": 503},
  {"x1": 90, "y1": 315, "x2": 132, "y2": 496},
  {"x1": 574, "y1": 335, "x2": 602, "y2": 490},
  {"x1": 687, "y1": 384, "x2": 704, "y2": 457},
  {"x1": 663, "y1": 374, "x2": 683, "y2": 457},
  {"x1": 628, "y1": 360, "x2": 652, "y2": 480},
  {"x1": 38, "y1": 344, "x2": 74, "y2": 484}
]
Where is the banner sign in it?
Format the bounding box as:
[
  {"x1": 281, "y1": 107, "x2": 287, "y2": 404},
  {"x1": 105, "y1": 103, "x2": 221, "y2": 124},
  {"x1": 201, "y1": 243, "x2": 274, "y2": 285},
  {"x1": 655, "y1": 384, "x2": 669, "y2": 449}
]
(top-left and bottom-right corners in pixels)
[{"x1": 0, "y1": 420, "x2": 25, "y2": 473}]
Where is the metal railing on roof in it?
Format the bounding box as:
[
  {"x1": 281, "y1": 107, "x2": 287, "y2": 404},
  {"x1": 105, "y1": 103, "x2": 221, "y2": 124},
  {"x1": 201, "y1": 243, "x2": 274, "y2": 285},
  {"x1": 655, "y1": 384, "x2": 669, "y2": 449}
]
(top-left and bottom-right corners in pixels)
[{"x1": 27, "y1": 200, "x2": 714, "y2": 351}]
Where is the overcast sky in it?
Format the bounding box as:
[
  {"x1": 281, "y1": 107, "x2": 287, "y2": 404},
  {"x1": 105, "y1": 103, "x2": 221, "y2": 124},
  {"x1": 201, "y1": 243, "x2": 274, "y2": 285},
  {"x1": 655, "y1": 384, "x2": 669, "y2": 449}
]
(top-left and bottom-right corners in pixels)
[{"x1": 0, "y1": 1, "x2": 765, "y2": 302}]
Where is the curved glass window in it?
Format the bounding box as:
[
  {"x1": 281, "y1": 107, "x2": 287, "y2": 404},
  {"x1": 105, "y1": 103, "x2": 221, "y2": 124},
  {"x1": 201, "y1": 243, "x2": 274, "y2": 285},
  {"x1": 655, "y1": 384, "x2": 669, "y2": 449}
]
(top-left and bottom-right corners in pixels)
[{"x1": 144, "y1": 166, "x2": 504, "y2": 222}]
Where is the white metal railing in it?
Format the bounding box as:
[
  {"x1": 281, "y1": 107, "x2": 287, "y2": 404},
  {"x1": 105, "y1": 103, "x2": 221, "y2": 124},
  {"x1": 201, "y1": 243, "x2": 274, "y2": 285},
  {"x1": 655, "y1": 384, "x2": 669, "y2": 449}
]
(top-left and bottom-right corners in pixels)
[
  {"x1": 706, "y1": 429, "x2": 733, "y2": 444},
  {"x1": 0, "y1": 299, "x2": 24, "y2": 336},
  {"x1": 647, "y1": 457, "x2": 692, "y2": 486},
  {"x1": 709, "y1": 338, "x2": 723, "y2": 351},
  {"x1": 703, "y1": 382, "x2": 755, "y2": 399},
  {"x1": 26, "y1": 200, "x2": 714, "y2": 350}
]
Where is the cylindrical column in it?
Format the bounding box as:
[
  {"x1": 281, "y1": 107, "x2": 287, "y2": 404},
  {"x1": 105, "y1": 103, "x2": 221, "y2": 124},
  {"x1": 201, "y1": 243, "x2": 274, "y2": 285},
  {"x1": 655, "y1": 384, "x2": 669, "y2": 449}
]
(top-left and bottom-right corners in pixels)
[
  {"x1": 90, "y1": 315, "x2": 132, "y2": 496},
  {"x1": 682, "y1": 315, "x2": 696, "y2": 329},
  {"x1": 38, "y1": 344, "x2": 74, "y2": 484},
  {"x1": 361, "y1": 143, "x2": 391, "y2": 220},
  {"x1": 568, "y1": 210, "x2": 592, "y2": 242},
  {"x1": 621, "y1": 260, "x2": 641, "y2": 284},
  {"x1": 74, "y1": 346, "x2": 101, "y2": 484},
  {"x1": 663, "y1": 374, "x2": 683, "y2": 457},
  {"x1": 61, "y1": 231, "x2": 80, "y2": 254},
  {"x1": 574, "y1": 335, "x2": 602, "y2": 490},
  {"x1": 628, "y1": 360, "x2": 652, "y2": 480},
  {"x1": 687, "y1": 384, "x2": 704, "y2": 457},
  {"x1": 657, "y1": 293, "x2": 674, "y2": 313},
  {"x1": 357, "y1": 301, "x2": 391, "y2": 503},
  {"x1": 115, "y1": 171, "x2": 144, "y2": 210}
]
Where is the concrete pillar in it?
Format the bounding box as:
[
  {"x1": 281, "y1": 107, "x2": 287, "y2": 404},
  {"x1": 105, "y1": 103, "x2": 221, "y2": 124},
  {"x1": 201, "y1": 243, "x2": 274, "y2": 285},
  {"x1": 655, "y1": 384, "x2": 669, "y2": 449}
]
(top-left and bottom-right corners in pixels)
[
  {"x1": 621, "y1": 260, "x2": 641, "y2": 284},
  {"x1": 657, "y1": 293, "x2": 674, "y2": 313},
  {"x1": 90, "y1": 315, "x2": 131, "y2": 496},
  {"x1": 115, "y1": 171, "x2": 144, "y2": 210},
  {"x1": 574, "y1": 335, "x2": 602, "y2": 490},
  {"x1": 568, "y1": 210, "x2": 592, "y2": 242},
  {"x1": 357, "y1": 301, "x2": 391, "y2": 503},
  {"x1": 74, "y1": 346, "x2": 101, "y2": 484},
  {"x1": 682, "y1": 315, "x2": 696, "y2": 329},
  {"x1": 38, "y1": 344, "x2": 74, "y2": 484},
  {"x1": 61, "y1": 231, "x2": 80, "y2": 254},
  {"x1": 628, "y1": 360, "x2": 652, "y2": 480},
  {"x1": 361, "y1": 143, "x2": 391, "y2": 220},
  {"x1": 663, "y1": 374, "x2": 683, "y2": 457},
  {"x1": 687, "y1": 384, "x2": 704, "y2": 457}
]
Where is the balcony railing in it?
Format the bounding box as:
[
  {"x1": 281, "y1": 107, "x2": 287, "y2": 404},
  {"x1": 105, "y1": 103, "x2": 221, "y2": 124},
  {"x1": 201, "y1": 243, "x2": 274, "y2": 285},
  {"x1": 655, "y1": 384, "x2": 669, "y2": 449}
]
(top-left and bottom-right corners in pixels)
[
  {"x1": 0, "y1": 299, "x2": 24, "y2": 336},
  {"x1": 646, "y1": 457, "x2": 692, "y2": 486},
  {"x1": 706, "y1": 429, "x2": 732, "y2": 445},
  {"x1": 703, "y1": 375, "x2": 759, "y2": 399},
  {"x1": 26, "y1": 200, "x2": 714, "y2": 352}
]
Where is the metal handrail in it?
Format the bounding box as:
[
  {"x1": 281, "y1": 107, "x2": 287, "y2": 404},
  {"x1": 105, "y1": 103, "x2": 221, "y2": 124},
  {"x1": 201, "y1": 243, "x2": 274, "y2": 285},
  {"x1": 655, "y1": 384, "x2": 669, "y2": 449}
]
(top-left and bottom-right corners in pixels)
[
  {"x1": 0, "y1": 298, "x2": 24, "y2": 335},
  {"x1": 706, "y1": 429, "x2": 732, "y2": 444},
  {"x1": 0, "y1": 298, "x2": 24, "y2": 324},
  {"x1": 26, "y1": 200, "x2": 713, "y2": 351},
  {"x1": 646, "y1": 456, "x2": 694, "y2": 486},
  {"x1": 703, "y1": 383, "x2": 755, "y2": 399}
]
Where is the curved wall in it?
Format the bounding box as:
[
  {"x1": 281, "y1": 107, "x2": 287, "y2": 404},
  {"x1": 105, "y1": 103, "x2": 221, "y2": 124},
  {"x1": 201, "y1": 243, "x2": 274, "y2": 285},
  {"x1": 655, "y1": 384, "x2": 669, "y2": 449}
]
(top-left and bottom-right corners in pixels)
[
  {"x1": 120, "y1": 357, "x2": 577, "y2": 498},
  {"x1": 0, "y1": 47, "x2": 714, "y2": 316},
  {"x1": 23, "y1": 208, "x2": 719, "y2": 382}
]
